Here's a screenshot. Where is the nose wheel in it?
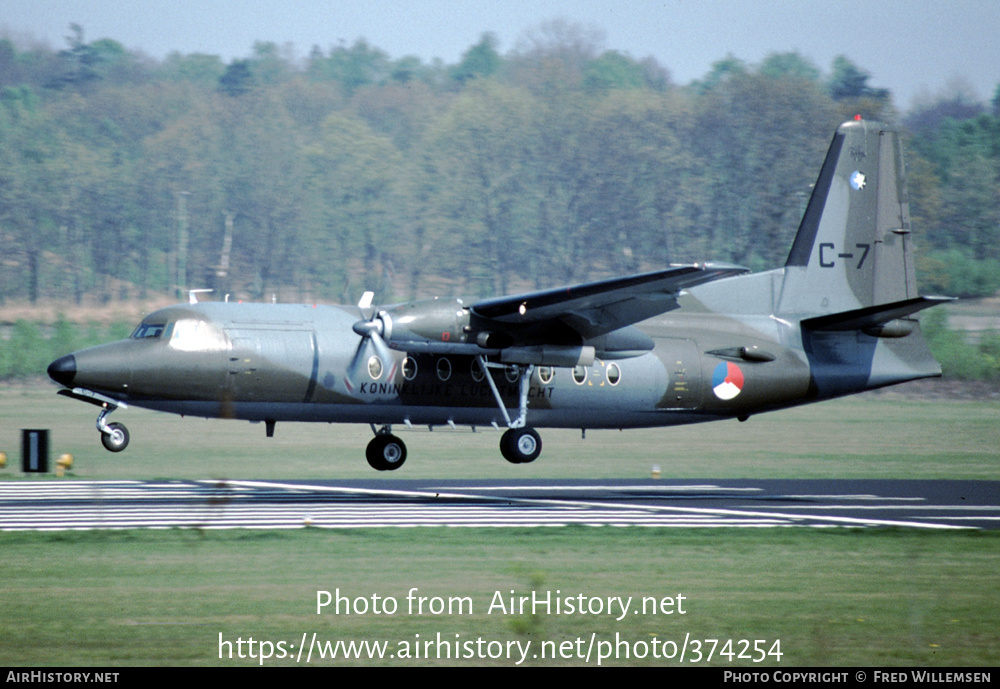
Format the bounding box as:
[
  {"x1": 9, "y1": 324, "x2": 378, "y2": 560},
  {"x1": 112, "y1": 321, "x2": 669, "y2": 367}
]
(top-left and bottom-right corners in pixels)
[
  {"x1": 97, "y1": 407, "x2": 130, "y2": 452},
  {"x1": 100, "y1": 422, "x2": 130, "y2": 452}
]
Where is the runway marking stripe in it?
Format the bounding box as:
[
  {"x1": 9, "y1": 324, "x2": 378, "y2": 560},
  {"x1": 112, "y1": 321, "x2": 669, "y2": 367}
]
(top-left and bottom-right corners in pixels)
[{"x1": 0, "y1": 480, "x2": 987, "y2": 531}]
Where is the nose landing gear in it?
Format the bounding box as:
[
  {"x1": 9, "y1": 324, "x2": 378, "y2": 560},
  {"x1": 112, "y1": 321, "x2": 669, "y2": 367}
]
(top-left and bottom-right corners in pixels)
[
  {"x1": 97, "y1": 406, "x2": 129, "y2": 452},
  {"x1": 100, "y1": 420, "x2": 130, "y2": 452},
  {"x1": 56, "y1": 388, "x2": 132, "y2": 453}
]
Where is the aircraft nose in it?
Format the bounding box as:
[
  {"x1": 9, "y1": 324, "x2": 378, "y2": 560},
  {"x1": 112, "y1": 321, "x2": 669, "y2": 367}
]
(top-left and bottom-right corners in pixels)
[{"x1": 48, "y1": 354, "x2": 77, "y2": 387}]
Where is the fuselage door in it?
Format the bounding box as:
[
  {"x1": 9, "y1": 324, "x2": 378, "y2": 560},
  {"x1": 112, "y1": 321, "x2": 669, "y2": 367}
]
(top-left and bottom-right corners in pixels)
[{"x1": 225, "y1": 326, "x2": 318, "y2": 403}]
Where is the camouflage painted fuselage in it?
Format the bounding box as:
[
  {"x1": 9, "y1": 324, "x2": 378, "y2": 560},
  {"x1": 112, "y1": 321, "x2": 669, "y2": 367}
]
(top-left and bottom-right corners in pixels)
[{"x1": 53, "y1": 282, "x2": 939, "y2": 432}]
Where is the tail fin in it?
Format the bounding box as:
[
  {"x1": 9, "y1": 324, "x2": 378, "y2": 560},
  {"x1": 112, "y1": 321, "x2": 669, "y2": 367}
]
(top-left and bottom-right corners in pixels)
[
  {"x1": 777, "y1": 119, "x2": 919, "y2": 317},
  {"x1": 780, "y1": 120, "x2": 952, "y2": 394}
]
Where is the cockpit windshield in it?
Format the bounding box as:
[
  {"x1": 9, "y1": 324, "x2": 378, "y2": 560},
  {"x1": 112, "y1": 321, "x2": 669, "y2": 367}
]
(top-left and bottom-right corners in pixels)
[{"x1": 131, "y1": 323, "x2": 167, "y2": 339}]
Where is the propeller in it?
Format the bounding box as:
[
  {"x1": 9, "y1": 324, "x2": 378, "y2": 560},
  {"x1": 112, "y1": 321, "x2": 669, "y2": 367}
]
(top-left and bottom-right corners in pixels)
[{"x1": 345, "y1": 293, "x2": 396, "y2": 394}]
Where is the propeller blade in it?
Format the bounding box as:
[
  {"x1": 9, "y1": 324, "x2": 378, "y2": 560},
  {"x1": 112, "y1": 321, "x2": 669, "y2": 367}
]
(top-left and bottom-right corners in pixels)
[
  {"x1": 369, "y1": 327, "x2": 397, "y2": 381},
  {"x1": 345, "y1": 312, "x2": 396, "y2": 394},
  {"x1": 357, "y1": 291, "x2": 375, "y2": 310},
  {"x1": 345, "y1": 334, "x2": 374, "y2": 393}
]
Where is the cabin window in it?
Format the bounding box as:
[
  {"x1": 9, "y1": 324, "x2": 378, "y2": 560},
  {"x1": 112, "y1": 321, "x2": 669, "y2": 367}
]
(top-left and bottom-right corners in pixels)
[
  {"x1": 537, "y1": 366, "x2": 554, "y2": 384},
  {"x1": 470, "y1": 358, "x2": 486, "y2": 382},
  {"x1": 606, "y1": 362, "x2": 621, "y2": 386},
  {"x1": 572, "y1": 365, "x2": 587, "y2": 385},
  {"x1": 169, "y1": 318, "x2": 229, "y2": 352},
  {"x1": 504, "y1": 364, "x2": 520, "y2": 383},
  {"x1": 402, "y1": 357, "x2": 418, "y2": 380},
  {"x1": 368, "y1": 355, "x2": 384, "y2": 380},
  {"x1": 436, "y1": 357, "x2": 452, "y2": 381}
]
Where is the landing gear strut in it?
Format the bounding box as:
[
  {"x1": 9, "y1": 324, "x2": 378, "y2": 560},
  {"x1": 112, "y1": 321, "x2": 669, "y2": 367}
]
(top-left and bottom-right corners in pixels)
[
  {"x1": 97, "y1": 406, "x2": 129, "y2": 452},
  {"x1": 55, "y1": 388, "x2": 132, "y2": 453},
  {"x1": 366, "y1": 425, "x2": 406, "y2": 471},
  {"x1": 477, "y1": 356, "x2": 542, "y2": 465}
]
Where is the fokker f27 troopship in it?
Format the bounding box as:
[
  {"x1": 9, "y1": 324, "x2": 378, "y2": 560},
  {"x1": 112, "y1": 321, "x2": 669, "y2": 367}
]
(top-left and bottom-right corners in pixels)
[{"x1": 48, "y1": 119, "x2": 950, "y2": 471}]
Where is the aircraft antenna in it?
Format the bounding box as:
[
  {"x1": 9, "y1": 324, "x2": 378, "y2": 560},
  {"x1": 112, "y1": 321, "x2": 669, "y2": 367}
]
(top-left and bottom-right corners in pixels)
[{"x1": 187, "y1": 288, "x2": 213, "y2": 304}]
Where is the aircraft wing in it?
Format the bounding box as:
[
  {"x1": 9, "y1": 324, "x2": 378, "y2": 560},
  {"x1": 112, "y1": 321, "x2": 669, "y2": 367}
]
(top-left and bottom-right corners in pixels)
[{"x1": 470, "y1": 263, "x2": 747, "y2": 339}]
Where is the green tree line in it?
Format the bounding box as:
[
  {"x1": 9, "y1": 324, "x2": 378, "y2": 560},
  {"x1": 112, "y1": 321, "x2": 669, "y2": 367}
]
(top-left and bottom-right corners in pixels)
[{"x1": 1, "y1": 22, "x2": 999, "y2": 307}]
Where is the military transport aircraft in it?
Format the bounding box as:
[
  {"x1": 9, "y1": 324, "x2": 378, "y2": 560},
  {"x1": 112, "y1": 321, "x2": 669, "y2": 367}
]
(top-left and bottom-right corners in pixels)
[{"x1": 48, "y1": 119, "x2": 950, "y2": 471}]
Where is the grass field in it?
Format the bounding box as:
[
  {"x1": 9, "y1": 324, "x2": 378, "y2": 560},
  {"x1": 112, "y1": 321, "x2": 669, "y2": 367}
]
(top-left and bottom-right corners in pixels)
[
  {"x1": 1, "y1": 381, "x2": 998, "y2": 667},
  {"x1": 2, "y1": 529, "x2": 998, "y2": 667}
]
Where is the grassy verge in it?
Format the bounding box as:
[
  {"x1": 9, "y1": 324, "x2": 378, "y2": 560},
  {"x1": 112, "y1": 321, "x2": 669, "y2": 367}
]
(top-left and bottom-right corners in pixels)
[{"x1": 1, "y1": 528, "x2": 997, "y2": 666}]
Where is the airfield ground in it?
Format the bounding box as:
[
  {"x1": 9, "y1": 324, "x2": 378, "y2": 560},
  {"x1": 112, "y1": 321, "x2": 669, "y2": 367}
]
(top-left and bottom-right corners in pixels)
[{"x1": 1, "y1": 381, "x2": 997, "y2": 666}]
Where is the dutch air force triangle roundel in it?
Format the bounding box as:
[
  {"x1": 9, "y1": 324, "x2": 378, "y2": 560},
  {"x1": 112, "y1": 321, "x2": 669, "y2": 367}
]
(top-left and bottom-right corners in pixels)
[{"x1": 712, "y1": 361, "x2": 744, "y2": 400}]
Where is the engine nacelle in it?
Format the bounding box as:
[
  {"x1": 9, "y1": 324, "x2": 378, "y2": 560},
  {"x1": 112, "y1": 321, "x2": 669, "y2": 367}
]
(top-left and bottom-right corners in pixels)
[{"x1": 499, "y1": 345, "x2": 596, "y2": 367}]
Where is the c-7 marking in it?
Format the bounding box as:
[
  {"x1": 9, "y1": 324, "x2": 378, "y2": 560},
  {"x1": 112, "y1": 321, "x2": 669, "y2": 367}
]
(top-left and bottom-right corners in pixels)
[{"x1": 818, "y1": 243, "x2": 871, "y2": 269}]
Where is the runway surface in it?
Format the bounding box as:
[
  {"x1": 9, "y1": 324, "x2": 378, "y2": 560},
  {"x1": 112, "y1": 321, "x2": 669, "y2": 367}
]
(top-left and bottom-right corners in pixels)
[{"x1": 1, "y1": 478, "x2": 998, "y2": 531}]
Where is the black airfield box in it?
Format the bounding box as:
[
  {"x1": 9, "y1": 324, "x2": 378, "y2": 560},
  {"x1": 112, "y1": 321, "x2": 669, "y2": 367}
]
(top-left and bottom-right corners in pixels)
[{"x1": 21, "y1": 429, "x2": 49, "y2": 472}]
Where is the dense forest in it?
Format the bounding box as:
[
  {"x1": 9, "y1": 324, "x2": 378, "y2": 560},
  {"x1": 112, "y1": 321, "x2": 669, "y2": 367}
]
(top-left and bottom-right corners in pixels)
[{"x1": 2, "y1": 22, "x2": 999, "y2": 308}]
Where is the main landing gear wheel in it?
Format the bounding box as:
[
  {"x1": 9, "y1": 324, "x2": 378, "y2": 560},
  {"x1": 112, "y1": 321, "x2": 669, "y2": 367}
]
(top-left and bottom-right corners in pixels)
[
  {"x1": 500, "y1": 427, "x2": 541, "y2": 464},
  {"x1": 366, "y1": 434, "x2": 407, "y2": 471},
  {"x1": 100, "y1": 422, "x2": 130, "y2": 453}
]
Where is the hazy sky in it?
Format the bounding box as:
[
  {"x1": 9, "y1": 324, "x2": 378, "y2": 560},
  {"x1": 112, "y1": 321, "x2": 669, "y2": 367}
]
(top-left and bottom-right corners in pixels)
[{"x1": 3, "y1": 0, "x2": 998, "y2": 109}]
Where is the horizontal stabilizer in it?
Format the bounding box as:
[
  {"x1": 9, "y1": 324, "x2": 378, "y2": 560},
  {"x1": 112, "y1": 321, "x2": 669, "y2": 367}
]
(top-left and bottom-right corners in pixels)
[{"x1": 801, "y1": 296, "x2": 954, "y2": 332}]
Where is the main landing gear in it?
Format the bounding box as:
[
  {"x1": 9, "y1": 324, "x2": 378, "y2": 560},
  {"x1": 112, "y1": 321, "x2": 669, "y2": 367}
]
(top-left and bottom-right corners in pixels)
[
  {"x1": 500, "y1": 427, "x2": 541, "y2": 464},
  {"x1": 361, "y1": 358, "x2": 543, "y2": 471},
  {"x1": 478, "y1": 356, "x2": 542, "y2": 465},
  {"x1": 367, "y1": 425, "x2": 407, "y2": 471}
]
